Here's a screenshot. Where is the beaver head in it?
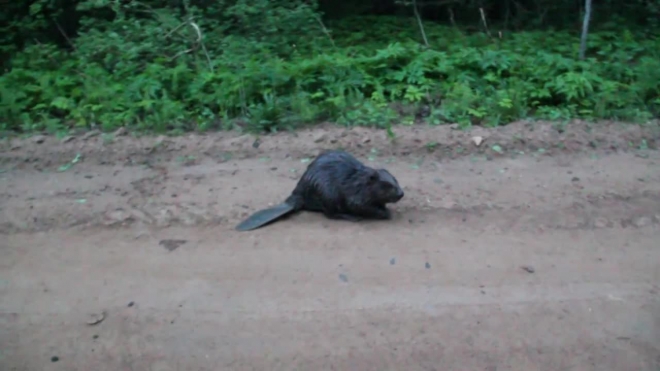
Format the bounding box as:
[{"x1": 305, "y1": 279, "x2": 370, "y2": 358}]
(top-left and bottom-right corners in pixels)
[{"x1": 366, "y1": 168, "x2": 404, "y2": 203}]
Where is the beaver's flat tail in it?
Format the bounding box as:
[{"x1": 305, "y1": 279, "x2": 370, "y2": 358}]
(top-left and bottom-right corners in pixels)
[{"x1": 235, "y1": 203, "x2": 296, "y2": 231}]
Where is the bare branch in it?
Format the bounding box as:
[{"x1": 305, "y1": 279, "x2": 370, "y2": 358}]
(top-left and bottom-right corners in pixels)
[
  {"x1": 448, "y1": 8, "x2": 457, "y2": 28},
  {"x1": 412, "y1": 0, "x2": 429, "y2": 47},
  {"x1": 189, "y1": 22, "x2": 202, "y2": 44},
  {"x1": 479, "y1": 8, "x2": 492, "y2": 38},
  {"x1": 171, "y1": 48, "x2": 195, "y2": 60},
  {"x1": 396, "y1": 0, "x2": 430, "y2": 47},
  {"x1": 165, "y1": 17, "x2": 196, "y2": 39},
  {"x1": 169, "y1": 19, "x2": 213, "y2": 72},
  {"x1": 313, "y1": 15, "x2": 336, "y2": 49},
  {"x1": 579, "y1": 0, "x2": 592, "y2": 60},
  {"x1": 190, "y1": 21, "x2": 213, "y2": 72},
  {"x1": 54, "y1": 20, "x2": 76, "y2": 51}
]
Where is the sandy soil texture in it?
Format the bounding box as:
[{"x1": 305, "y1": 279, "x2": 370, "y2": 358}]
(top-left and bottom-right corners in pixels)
[{"x1": 1, "y1": 120, "x2": 659, "y2": 370}]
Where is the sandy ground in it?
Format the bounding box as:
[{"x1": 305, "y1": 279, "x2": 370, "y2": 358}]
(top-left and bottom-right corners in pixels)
[{"x1": 1, "y1": 121, "x2": 660, "y2": 370}]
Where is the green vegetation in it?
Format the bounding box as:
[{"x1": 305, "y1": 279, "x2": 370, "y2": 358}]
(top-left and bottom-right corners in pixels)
[{"x1": 1, "y1": 0, "x2": 659, "y2": 134}]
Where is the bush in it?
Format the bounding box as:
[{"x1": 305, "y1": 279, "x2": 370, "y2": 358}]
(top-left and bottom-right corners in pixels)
[{"x1": 0, "y1": 2, "x2": 659, "y2": 134}]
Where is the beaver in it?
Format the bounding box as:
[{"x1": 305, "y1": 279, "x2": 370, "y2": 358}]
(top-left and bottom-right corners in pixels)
[{"x1": 235, "y1": 149, "x2": 405, "y2": 231}]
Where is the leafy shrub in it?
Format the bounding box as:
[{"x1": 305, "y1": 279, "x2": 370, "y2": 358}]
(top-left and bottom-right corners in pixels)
[{"x1": 0, "y1": 3, "x2": 659, "y2": 134}]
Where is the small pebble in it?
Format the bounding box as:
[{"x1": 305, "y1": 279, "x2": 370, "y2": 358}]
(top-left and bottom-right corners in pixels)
[
  {"x1": 33, "y1": 135, "x2": 46, "y2": 144},
  {"x1": 390, "y1": 258, "x2": 396, "y2": 265},
  {"x1": 338, "y1": 273, "x2": 348, "y2": 282},
  {"x1": 632, "y1": 216, "x2": 652, "y2": 228},
  {"x1": 521, "y1": 265, "x2": 535, "y2": 273},
  {"x1": 51, "y1": 356, "x2": 59, "y2": 362},
  {"x1": 127, "y1": 301, "x2": 134, "y2": 307},
  {"x1": 425, "y1": 262, "x2": 431, "y2": 269},
  {"x1": 593, "y1": 218, "x2": 610, "y2": 228},
  {"x1": 82, "y1": 130, "x2": 100, "y2": 140},
  {"x1": 159, "y1": 239, "x2": 187, "y2": 252}
]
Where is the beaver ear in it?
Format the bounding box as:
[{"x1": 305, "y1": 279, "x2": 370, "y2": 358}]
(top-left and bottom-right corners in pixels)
[{"x1": 367, "y1": 168, "x2": 379, "y2": 183}]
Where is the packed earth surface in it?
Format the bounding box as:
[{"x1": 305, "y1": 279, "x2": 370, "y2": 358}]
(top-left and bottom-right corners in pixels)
[{"x1": 1, "y1": 120, "x2": 660, "y2": 370}]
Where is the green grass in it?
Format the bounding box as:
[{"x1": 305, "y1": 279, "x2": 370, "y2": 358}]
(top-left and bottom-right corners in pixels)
[{"x1": 0, "y1": 14, "x2": 658, "y2": 135}]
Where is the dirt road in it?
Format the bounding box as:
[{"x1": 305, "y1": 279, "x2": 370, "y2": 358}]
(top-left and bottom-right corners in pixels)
[{"x1": 1, "y1": 121, "x2": 660, "y2": 370}]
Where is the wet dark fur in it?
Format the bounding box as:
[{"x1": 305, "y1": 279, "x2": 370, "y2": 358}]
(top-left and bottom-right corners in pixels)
[{"x1": 235, "y1": 150, "x2": 404, "y2": 231}]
